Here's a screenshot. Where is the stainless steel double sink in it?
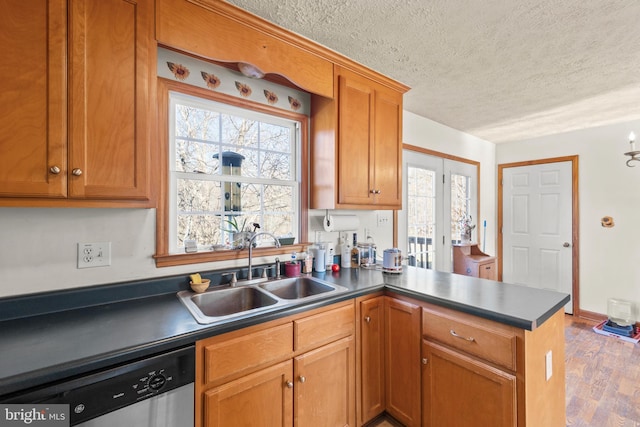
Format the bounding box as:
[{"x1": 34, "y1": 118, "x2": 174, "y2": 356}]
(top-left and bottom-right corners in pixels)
[{"x1": 177, "y1": 276, "x2": 349, "y2": 325}]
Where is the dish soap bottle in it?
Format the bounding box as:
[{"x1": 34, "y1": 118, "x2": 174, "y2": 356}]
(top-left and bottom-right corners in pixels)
[
  {"x1": 341, "y1": 233, "x2": 351, "y2": 269},
  {"x1": 350, "y1": 232, "x2": 360, "y2": 268}
]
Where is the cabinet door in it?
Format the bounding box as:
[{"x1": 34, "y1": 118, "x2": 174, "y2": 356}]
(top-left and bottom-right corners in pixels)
[
  {"x1": 372, "y1": 87, "x2": 402, "y2": 208},
  {"x1": 0, "y1": 0, "x2": 66, "y2": 197},
  {"x1": 294, "y1": 336, "x2": 356, "y2": 427},
  {"x1": 385, "y1": 297, "x2": 421, "y2": 426},
  {"x1": 360, "y1": 297, "x2": 385, "y2": 424},
  {"x1": 422, "y1": 341, "x2": 516, "y2": 427},
  {"x1": 203, "y1": 360, "x2": 293, "y2": 427},
  {"x1": 68, "y1": 0, "x2": 151, "y2": 199},
  {"x1": 337, "y1": 70, "x2": 374, "y2": 206}
]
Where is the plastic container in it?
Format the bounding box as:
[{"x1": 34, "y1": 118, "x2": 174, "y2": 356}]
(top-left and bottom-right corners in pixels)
[
  {"x1": 314, "y1": 249, "x2": 326, "y2": 272},
  {"x1": 357, "y1": 243, "x2": 376, "y2": 267},
  {"x1": 302, "y1": 252, "x2": 313, "y2": 274},
  {"x1": 608, "y1": 298, "x2": 636, "y2": 326},
  {"x1": 284, "y1": 262, "x2": 301, "y2": 278}
]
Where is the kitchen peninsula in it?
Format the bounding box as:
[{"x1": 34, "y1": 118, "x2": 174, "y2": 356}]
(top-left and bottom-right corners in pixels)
[{"x1": 0, "y1": 267, "x2": 569, "y2": 426}]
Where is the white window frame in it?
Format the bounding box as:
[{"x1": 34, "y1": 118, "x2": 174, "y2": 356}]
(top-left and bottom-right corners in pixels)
[{"x1": 168, "y1": 91, "x2": 300, "y2": 254}]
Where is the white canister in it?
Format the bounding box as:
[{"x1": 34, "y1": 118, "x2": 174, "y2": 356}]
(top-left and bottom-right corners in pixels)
[
  {"x1": 314, "y1": 249, "x2": 326, "y2": 272},
  {"x1": 383, "y1": 248, "x2": 402, "y2": 272}
]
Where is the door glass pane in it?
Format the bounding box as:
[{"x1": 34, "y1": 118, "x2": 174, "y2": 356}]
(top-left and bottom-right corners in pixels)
[
  {"x1": 407, "y1": 166, "x2": 436, "y2": 269},
  {"x1": 450, "y1": 173, "x2": 472, "y2": 244}
]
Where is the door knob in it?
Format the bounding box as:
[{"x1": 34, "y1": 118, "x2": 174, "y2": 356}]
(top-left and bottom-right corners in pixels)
[{"x1": 563, "y1": 242, "x2": 571, "y2": 248}]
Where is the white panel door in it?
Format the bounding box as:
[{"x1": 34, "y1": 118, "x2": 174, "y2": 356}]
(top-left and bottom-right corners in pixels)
[{"x1": 502, "y1": 162, "x2": 573, "y2": 313}]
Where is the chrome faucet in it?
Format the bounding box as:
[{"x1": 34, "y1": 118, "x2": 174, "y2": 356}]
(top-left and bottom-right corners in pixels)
[{"x1": 247, "y1": 232, "x2": 281, "y2": 280}]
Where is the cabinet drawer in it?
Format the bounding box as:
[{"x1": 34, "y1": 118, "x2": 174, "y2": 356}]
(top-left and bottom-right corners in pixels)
[
  {"x1": 294, "y1": 303, "x2": 354, "y2": 352},
  {"x1": 203, "y1": 323, "x2": 293, "y2": 385},
  {"x1": 422, "y1": 309, "x2": 516, "y2": 371},
  {"x1": 478, "y1": 260, "x2": 496, "y2": 280}
]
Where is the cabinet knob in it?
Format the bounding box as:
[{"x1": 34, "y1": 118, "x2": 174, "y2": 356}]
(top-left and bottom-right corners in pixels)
[
  {"x1": 298, "y1": 376, "x2": 306, "y2": 383},
  {"x1": 49, "y1": 166, "x2": 61, "y2": 174},
  {"x1": 422, "y1": 358, "x2": 428, "y2": 365},
  {"x1": 285, "y1": 381, "x2": 293, "y2": 389},
  {"x1": 72, "y1": 168, "x2": 83, "y2": 176},
  {"x1": 563, "y1": 242, "x2": 571, "y2": 248},
  {"x1": 364, "y1": 316, "x2": 371, "y2": 323}
]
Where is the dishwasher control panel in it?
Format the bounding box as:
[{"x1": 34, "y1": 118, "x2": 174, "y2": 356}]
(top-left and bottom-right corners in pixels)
[{"x1": 2, "y1": 345, "x2": 195, "y2": 426}]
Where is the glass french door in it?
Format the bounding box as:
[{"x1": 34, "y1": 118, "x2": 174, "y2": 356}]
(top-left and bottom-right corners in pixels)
[{"x1": 399, "y1": 151, "x2": 478, "y2": 272}]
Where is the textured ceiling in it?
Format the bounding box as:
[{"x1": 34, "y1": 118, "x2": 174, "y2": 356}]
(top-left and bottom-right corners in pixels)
[{"x1": 227, "y1": 0, "x2": 640, "y2": 143}]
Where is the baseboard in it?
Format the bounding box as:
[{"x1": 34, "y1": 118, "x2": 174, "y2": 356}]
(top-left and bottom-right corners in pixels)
[{"x1": 577, "y1": 309, "x2": 607, "y2": 323}]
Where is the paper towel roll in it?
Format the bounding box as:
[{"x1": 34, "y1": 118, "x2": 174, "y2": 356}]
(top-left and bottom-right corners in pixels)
[{"x1": 323, "y1": 214, "x2": 360, "y2": 232}]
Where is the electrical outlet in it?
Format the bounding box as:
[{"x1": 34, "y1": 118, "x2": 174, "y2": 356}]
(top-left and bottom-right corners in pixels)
[
  {"x1": 545, "y1": 350, "x2": 553, "y2": 381},
  {"x1": 377, "y1": 212, "x2": 391, "y2": 227},
  {"x1": 77, "y1": 242, "x2": 111, "y2": 269}
]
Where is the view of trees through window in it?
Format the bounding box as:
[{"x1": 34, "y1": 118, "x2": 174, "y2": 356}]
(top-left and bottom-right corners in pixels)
[
  {"x1": 450, "y1": 173, "x2": 472, "y2": 243},
  {"x1": 169, "y1": 93, "x2": 298, "y2": 252}
]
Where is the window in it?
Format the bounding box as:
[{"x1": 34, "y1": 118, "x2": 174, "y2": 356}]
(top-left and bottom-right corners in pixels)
[{"x1": 155, "y1": 80, "x2": 308, "y2": 266}]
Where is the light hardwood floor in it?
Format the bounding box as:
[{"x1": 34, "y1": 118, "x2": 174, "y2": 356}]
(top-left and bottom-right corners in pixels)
[
  {"x1": 369, "y1": 315, "x2": 640, "y2": 427},
  {"x1": 565, "y1": 315, "x2": 640, "y2": 427}
]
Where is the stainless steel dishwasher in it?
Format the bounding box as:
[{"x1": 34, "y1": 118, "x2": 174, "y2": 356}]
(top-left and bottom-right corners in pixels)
[{"x1": 2, "y1": 345, "x2": 194, "y2": 426}]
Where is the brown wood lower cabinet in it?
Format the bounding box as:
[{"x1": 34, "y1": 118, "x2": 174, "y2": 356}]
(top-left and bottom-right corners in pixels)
[
  {"x1": 195, "y1": 301, "x2": 356, "y2": 427},
  {"x1": 384, "y1": 297, "x2": 421, "y2": 427},
  {"x1": 204, "y1": 360, "x2": 293, "y2": 427},
  {"x1": 358, "y1": 295, "x2": 385, "y2": 425},
  {"x1": 422, "y1": 341, "x2": 516, "y2": 427},
  {"x1": 294, "y1": 336, "x2": 355, "y2": 426},
  {"x1": 195, "y1": 294, "x2": 565, "y2": 427}
]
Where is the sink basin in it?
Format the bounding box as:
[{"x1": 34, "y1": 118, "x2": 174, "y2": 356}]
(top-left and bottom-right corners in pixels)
[
  {"x1": 178, "y1": 276, "x2": 349, "y2": 325},
  {"x1": 192, "y1": 286, "x2": 278, "y2": 317},
  {"x1": 178, "y1": 286, "x2": 280, "y2": 324},
  {"x1": 259, "y1": 277, "x2": 339, "y2": 299}
]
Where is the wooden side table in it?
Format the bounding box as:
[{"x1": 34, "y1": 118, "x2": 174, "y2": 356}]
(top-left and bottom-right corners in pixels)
[{"x1": 453, "y1": 244, "x2": 497, "y2": 280}]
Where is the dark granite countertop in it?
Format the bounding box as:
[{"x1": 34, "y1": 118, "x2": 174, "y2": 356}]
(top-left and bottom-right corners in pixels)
[{"x1": 0, "y1": 266, "x2": 569, "y2": 397}]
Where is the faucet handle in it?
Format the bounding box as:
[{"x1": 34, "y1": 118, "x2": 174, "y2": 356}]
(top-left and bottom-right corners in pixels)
[
  {"x1": 261, "y1": 265, "x2": 276, "y2": 278},
  {"x1": 222, "y1": 272, "x2": 237, "y2": 285}
]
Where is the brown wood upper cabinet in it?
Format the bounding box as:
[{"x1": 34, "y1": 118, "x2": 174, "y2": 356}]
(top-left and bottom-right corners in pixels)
[
  {"x1": 311, "y1": 67, "x2": 405, "y2": 210},
  {"x1": 0, "y1": 0, "x2": 153, "y2": 206},
  {"x1": 156, "y1": 0, "x2": 334, "y2": 98}
]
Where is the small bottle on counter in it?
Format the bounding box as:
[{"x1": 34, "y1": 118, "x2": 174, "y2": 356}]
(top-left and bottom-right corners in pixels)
[
  {"x1": 302, "y1": 252, "x2": 313, "y2": 274},
  {"x1": 341, "y1": 233, "x2": 351, "y2": 269},
  {"x1": 350, "y1": 233, "x2": 360, "y2": 268}
]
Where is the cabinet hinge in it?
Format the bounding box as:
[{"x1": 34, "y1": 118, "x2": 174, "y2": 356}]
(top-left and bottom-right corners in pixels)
[{"x1": 442, "y1": 174, "x2": 445, "y2": 184}]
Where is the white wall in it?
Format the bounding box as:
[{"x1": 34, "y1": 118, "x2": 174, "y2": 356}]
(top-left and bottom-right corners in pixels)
[
  {"x1": 496, "y1": 120, "x2": 640, "y2": 316},
  {"x1": 403, "y1": 111, "x2": 498, "y2": 256}
]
